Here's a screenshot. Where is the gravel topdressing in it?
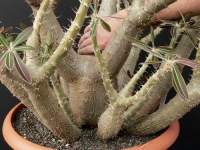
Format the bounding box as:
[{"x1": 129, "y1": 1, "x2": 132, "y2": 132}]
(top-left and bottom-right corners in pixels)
[{"x1": 13, "y1": 107, "x2": 157, "y2": 150}]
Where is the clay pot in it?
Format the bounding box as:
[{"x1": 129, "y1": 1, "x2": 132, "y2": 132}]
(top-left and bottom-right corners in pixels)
[{"x1": 2, "y1": 103, "x2": 180, "y2": 150}]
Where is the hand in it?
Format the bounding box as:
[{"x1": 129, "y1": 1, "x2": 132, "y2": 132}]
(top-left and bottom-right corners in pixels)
[
  {"x1": 78, "y1": 16, "x2": 124, "y2": 55},
  {"x1": 78, "y1": 0, "x2": 200, "y2": 55}
]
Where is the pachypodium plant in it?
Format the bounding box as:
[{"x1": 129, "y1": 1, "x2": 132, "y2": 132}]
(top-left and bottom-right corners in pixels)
[{"x1": 1, "y1": 0, "x2": 200, "y2": 143}]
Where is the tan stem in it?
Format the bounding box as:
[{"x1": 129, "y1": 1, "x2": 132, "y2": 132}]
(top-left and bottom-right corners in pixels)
[{"x1": 103, "y1": 0, "x2": 176, "y2": 76}]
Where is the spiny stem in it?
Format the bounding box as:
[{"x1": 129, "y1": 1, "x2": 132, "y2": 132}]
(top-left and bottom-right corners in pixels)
[
  {"x1": 91, "y1": 14, "x2": 118, "y2": 103},
  {"x1": 50, "y1": 75, "x2": 70, "y2": 116},
  {"x1": 123, "y1": 63, "x2": 172, "y2": 118},
  {"x1": 130, "y1": 79, "x2": 200, "y2": 135},
  {"x1": 120, "y1": 54, "x2": 154, "y2": 97},
  {"x1": 35, "y1": 0, "x2": 92, "y2": 81},
  {"x1": 26, "y1": 0, "x2": 56, "y2": 68},
  {"x1": 95, "y1": 49, "x2": 119, "y2": 103},
  {"x1": 32, "y1": 0, "x2": 55, "y2": 35}
]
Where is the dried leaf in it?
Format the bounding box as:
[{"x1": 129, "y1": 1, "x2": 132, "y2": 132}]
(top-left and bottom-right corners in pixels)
[
  {"x1": 172, "y1": 64, "x2": 188, "y2": 100},
  {"x1": 13, "y1": 53, "x2": 32, "y2": 83},
  {"x1": 13, "y1": 27, "x2": 32, "y2": 47},
  {"x1": 99, "y1": 18, "x2": 111, "y2": 32}
]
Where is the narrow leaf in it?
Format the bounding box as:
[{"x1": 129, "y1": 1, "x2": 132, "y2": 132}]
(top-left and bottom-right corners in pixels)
[
  {"x1": 175, "y1": 58, "x2": 199, "y2": 68},
  {"x1": 99, "y1": 18, "x2": 111, "y2": 32},
  {"x1": 178, "y1": 10, "x2": 186, "y2": 24},
  {"x1": 172, "y1": 64, "x2": 188, "y2": 100},
  {"x1": 13, "y1": 27, "x2": 32, "y2": 47},
  {"x1": 143, "y1": 60, "x2": 162, "y2": 65},
  {"x1": 170, "y1": 27, "x2": 178, "y2": 48},
  {"x1": 14, "y1": 45, "x2": 34, "y2": 52},
  {"x1": 0, "y1": 34, "x2": 9, "y2": 48},
  {"x1": 160, "y1": 20, "x2": 177, "y2": 27},
  {"x1": 13, "y1": 53, "x2": 32, "y2": 83},
  {"x1": 132, "y1": 42, "x2": 164, "y2": 59},
  {"x1": 0, "y1": 52, "x2": 7, "y2": 68},
  {"x1": 158, "y1": 46, "x2": 175, "y2": 54},
  {"x1": 5, "y1": 52, "x2": 14, "y2": 70}
]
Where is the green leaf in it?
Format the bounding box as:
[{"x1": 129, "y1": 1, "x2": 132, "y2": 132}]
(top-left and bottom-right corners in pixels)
[
  {"x1": 5, "y1": 52, "x2": 14, "y2": 70},
  {"x1": 172, "y1": 64, "x2": 188, "y2": 100},
  {"x1": 13, "y1": 52, "x2": 32, "y2": 83},
  {"x1": 132, "y1": 41, "x2": 164, "y2": 60},
  {"x1": 13, "y1": 27, "x2": 32, "y2": 47},
  {"x1": 0, "y1": 34, "x2": 9, "y2": 48},
  {"x1": 170, "y1": 27, "x2": 178, "y2": 48},
  {"x1": 99, "y1": 18, "x2": 111, "y2": 32},
  {"x1": 14, "y1": 45, "x2": 34, "y2": 52}
]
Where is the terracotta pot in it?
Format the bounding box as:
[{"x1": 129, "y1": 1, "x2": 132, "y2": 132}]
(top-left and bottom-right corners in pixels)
[{"x1": 2, "y1": 103, "x2": 180, "y2": 150}]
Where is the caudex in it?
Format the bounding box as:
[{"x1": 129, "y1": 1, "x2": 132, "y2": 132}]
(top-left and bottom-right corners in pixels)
[{"x1": 1, "y1": 0, "x2": 200, "y2": 143}]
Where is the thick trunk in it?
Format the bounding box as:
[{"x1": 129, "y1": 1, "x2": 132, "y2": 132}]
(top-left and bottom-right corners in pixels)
[
  {"x1": 26, "y1": 81, "x2": 81, "y2": 142},
  {"x1": 130, "y1": 78, "x2": 200, "y2": 135},
  {"x1": 67, "y1": 67, "x2": 108, "y2": 126}
]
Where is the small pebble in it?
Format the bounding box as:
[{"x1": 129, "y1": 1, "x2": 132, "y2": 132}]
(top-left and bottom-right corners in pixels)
[{"x1": 13, "y1": 108, "x2": 157, "y2": 150}]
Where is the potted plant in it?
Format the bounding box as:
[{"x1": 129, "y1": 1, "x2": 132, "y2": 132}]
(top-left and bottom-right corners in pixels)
[{"x1": 1, "y1": 0, "x2": 200, "y2": 149}]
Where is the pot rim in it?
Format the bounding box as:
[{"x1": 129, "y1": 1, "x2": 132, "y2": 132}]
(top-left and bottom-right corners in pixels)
[{"x1": 2, "y1": 103, "x2": 180, "y2": 150}]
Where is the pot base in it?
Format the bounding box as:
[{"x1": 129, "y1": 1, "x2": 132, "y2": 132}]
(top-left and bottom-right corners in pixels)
[{"x1": 3, "y1": 103, "x2": 180, "y2": 150}]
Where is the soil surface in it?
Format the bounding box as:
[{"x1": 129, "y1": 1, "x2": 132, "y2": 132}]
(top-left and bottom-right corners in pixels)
[{"x1": 13, "y1": 107, "x2": 156, "y2": 150}]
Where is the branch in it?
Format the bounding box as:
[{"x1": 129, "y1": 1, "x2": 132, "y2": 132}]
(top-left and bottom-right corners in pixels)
[
  {"x1": 130, "y1": 78, "x2": 200, "y2": 135},
  {"x1": 97, "y1": 0, "x2": 177, "y2": 139},
  {"x1": 124, "y1": 30, "x2": 198, "y2": 125},
  {"x1": 36, "y1": 5, "x2": 82, "y2": 82},
  {"x1": 26, "y1": 81, "x2": 81, "y2": 142},
  {"x1": 103, "y1": 0, "x2": 176, "y2": 76},
  {"x1": 0, "y1": 70, "x2": 32, "y2": 109},
  {"x1": 94, "y1": 50, "x2": 119, "y2": 103},
  {"x1": 26, "y1": 0, "x2": 56, "y2": 69},
  {"x1": 127, "y1": 34, "x2": 200, "y2": 135},
  {"x1": 98, "y1": 0, "x2": 117, "y2": 16},
  {"x1": 35, "y1": 0, "x2": 92, "y2": 81},
  {"x1": 119, "y1": 27, "x2": 162, "y2": 96},
  {"x1": 50, "y1": 74, "x2": 71, "y2": 116}
]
